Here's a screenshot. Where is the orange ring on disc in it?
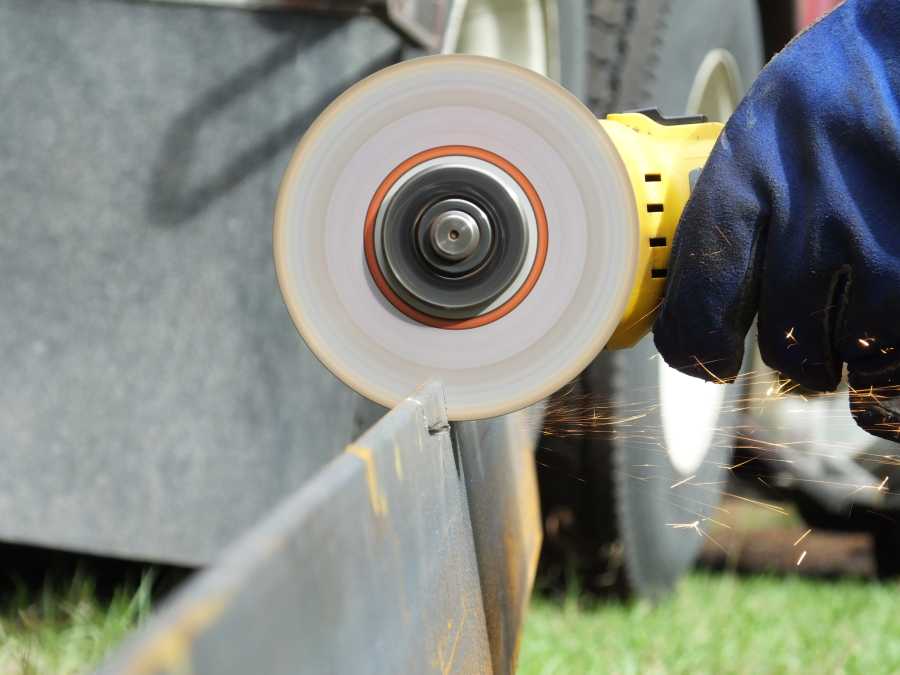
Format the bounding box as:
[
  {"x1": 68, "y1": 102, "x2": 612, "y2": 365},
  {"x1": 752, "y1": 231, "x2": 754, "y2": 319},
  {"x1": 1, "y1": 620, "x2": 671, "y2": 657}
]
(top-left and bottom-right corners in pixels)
[{"x1": 363, "y1": 145, "x2": 548, "y2": 330}]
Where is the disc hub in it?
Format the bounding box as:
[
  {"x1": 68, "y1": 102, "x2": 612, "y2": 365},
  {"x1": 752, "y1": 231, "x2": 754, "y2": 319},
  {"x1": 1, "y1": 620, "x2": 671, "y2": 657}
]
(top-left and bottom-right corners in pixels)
[
  {"x1": 375, "y1": 157, "x2": 533, "y2": 319},
  {"x1": 416, "y1": 197, "x2": 493, "y2": 276},
  {"x1": 427, "y1": 205, "x2": 482, "y2": 263}
]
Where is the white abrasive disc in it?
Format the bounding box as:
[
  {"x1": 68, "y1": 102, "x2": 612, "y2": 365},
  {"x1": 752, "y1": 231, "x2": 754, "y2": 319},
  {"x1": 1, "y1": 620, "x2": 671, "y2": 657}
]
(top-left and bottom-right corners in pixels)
[{"x1": 274, "y1": 55, "x2": 638, "y2": 420}]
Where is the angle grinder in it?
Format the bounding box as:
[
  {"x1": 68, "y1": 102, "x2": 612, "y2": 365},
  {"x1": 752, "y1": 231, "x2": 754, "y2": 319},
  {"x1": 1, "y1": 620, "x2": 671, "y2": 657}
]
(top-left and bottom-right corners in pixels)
[{"x1": 274, "y1": 55, "x2": 721, "y2": 420}]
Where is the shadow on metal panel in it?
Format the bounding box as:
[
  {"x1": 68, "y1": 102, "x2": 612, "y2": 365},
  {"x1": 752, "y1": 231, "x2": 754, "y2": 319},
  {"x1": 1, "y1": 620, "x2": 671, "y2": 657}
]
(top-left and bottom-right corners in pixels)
[{"x1": 0, "y1": 0, "x2": 402, "y2": 565}]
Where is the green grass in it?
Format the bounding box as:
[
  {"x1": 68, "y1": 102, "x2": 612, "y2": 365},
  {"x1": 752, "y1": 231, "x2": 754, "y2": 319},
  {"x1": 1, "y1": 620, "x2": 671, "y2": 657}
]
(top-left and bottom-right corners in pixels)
[
  {"x1": 520, "y1": 572, "x2": 900, "y2": 675},
  {"x1": 2, "y1": 570, "x2": 899, "y2": 674},
  {"x1": 0, "y1": 574, "x2": 151, "y2": 675}
]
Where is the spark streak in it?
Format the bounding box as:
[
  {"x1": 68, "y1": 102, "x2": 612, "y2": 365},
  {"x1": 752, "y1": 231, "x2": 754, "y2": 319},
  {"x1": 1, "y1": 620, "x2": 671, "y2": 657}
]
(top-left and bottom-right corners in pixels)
[
  {"x1": 721, "y1": 492, "x2": 789, "y2": 516},
  {"x1": 793, "y1": 529, "x2": 811, "y2": 546},
  {"x1": 785, "y1": 327, "x2": 798, "y2": 349}
]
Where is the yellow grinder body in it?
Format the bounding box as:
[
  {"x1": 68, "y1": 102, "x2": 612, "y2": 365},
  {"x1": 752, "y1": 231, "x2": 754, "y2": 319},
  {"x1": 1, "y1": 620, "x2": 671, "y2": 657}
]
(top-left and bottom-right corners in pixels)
[
  {"x1": 274, "y1": 55, "x2": 721, "y2": 420},
  {"x1": 600, "y1": 112, "x2": 721, "y2": 348}
]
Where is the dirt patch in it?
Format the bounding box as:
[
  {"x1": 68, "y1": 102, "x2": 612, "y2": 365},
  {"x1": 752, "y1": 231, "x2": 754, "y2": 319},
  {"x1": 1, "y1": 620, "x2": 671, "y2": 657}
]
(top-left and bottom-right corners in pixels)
[{"x1": 698, "y1": 498, "x2": 875, "y2": 579}]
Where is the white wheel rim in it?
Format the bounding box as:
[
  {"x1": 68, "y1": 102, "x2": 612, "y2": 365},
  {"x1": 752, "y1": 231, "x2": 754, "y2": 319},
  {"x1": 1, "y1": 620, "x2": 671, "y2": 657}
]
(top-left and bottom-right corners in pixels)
[
  {"x1": 685, "y1": 48, "x2": 743, "y2": 123},
  {"x1": 658, "y1": 49, "x2": 742, "y2": 475},
  {"x1": 444, "y1": 0, "x2": 556, "y2": 77}
]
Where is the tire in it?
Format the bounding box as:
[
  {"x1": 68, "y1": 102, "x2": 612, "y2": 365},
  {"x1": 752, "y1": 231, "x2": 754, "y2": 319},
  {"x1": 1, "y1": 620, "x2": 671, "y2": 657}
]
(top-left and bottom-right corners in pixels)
[
  {"x1": 873, "y1": 526, "x2": 900, "y2": 579},
  {"x1": 537, "y1": 0, "x2": 764, "y2": 599}
]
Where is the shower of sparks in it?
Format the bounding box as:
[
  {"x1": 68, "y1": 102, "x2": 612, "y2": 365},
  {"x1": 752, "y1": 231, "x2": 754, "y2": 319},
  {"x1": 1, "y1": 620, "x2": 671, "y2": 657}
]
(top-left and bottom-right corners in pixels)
[
  {"x1": 720, "y1": 492, "x2": 789, "y2": 516},
  {"x1": 668, "y1": 520, "x2": 700, "y2": 530},
  {"x1": 702, "y1": 515, "x2": 732, "y2": 529},
  {"x1": 667, "y1": 520, "x2": 726, "y2": 552},
  {"x1": 785, "y1": 327, "x2": 798, "y2": 349},
  {"x1": 692, "y1": 356, "x2": 728, "y2": 384},
  {"x1": 848, "y1": 475, "x2": 889, "y2": 497},
  {"x1": 793, "y1": 529, "x2": 812, "y2": 547},
  {"x1": 796, "y1": 550, "x2": 807, "y2": 566},
  {"x1": 858, "y1": 336, "x2": 874, "y2": 348},
  {"x1": 670, "y1": 475, "x2": 696, "y2": 489},
  {"x1": 532, "y1": 362, "x2": 900, "y2": 566},
  {"x1": 765, "y1": 377, "x2": 799, "y2": 399},
  {"x1": 618, "y1": 300, "x2": 665, "y2": 334},
  {"x1": 623, "y1": 472, "x2": 651, "y2": 482},
  {"x1": 781, "y1": 382, "x2": 802, "y2": 396}
]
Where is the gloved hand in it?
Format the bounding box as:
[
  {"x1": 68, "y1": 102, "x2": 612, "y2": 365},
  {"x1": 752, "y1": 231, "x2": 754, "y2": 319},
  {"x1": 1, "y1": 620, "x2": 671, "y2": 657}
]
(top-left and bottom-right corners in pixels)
[{"x1": 653, "y1": 0, "x2": 900, "y2": 441}]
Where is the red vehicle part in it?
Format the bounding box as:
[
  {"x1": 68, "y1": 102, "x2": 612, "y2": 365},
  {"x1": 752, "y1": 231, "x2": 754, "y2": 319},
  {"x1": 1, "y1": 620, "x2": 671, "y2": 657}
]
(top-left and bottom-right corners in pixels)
[{"x1": 799, "y1": 0, "x2": 842, "y2": 28}]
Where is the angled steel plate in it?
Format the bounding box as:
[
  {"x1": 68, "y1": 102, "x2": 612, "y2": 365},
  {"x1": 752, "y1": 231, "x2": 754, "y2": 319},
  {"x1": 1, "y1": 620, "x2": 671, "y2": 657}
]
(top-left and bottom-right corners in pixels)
[
  {"x1": 455, "y1": 411, "x2": 543, "y2": 674},
  {"x1": 97, "y1": 382, "x2": 493, "y2": 675}
]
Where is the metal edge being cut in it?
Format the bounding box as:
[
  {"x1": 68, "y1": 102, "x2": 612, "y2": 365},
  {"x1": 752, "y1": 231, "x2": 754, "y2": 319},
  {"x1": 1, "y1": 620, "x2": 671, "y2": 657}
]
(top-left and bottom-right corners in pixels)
[
  {"x1": 273, "y1": 55, "x2": 639, "y2": 420},
  {"x1": 94, "y1": 381, "x2": 543, "y2": 675}
]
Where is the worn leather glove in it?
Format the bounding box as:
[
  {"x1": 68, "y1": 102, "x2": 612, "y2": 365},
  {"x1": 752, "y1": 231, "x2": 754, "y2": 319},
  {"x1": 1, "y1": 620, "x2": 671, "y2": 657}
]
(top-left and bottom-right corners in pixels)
[{"x1": 653, "y1": 0, "x2": 900, "y2": 441}]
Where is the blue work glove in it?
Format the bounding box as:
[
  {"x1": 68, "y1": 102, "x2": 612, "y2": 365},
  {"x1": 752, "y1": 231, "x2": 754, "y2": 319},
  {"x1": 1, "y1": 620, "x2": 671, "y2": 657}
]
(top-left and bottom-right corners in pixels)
[{"x1": 653, "y1": 0, "x2": 900, "y2": 442}]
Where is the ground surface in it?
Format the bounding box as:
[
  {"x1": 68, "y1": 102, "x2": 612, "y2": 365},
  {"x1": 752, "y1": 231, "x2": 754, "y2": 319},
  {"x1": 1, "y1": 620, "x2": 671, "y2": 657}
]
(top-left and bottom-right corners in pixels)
[
  {"x1": 519, "y1": 498, "x2": 897, "y2": 674},
  {"x1": 3, "y1": 569, "x2": 898, "y2": 675},
  {"x1": 0, "y1": 575, "x2": 148, "y2": 675},
  {"x1": 1, "y1": 500, "x2": 897, "y2": 674},
  {"x1": 520, "y1": 572, "x2": 900, "y2": 675}
]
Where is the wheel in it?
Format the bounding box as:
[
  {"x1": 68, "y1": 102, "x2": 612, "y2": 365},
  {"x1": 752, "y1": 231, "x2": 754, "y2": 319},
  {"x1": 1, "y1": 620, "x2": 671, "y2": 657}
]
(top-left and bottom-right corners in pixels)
[
  {"x1": 537, "y1": 0, "x2": 764, "y2": 598},
  {"x1": 873, "y1": 526, "x2": 900, "y2": 579}
]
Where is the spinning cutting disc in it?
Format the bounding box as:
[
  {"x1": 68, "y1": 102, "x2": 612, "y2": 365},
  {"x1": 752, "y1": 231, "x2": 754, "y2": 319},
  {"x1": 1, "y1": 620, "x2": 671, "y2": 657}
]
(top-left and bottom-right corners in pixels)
[{"x1": 274, "y1": 55, "x2": 639, "y2": 420}]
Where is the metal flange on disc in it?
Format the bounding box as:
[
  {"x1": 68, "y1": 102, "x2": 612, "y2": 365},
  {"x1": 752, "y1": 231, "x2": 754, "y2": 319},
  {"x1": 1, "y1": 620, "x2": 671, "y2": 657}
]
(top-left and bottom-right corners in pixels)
[{"x1": 274, "y1": 55, "x2": 638, "y2": 420}]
